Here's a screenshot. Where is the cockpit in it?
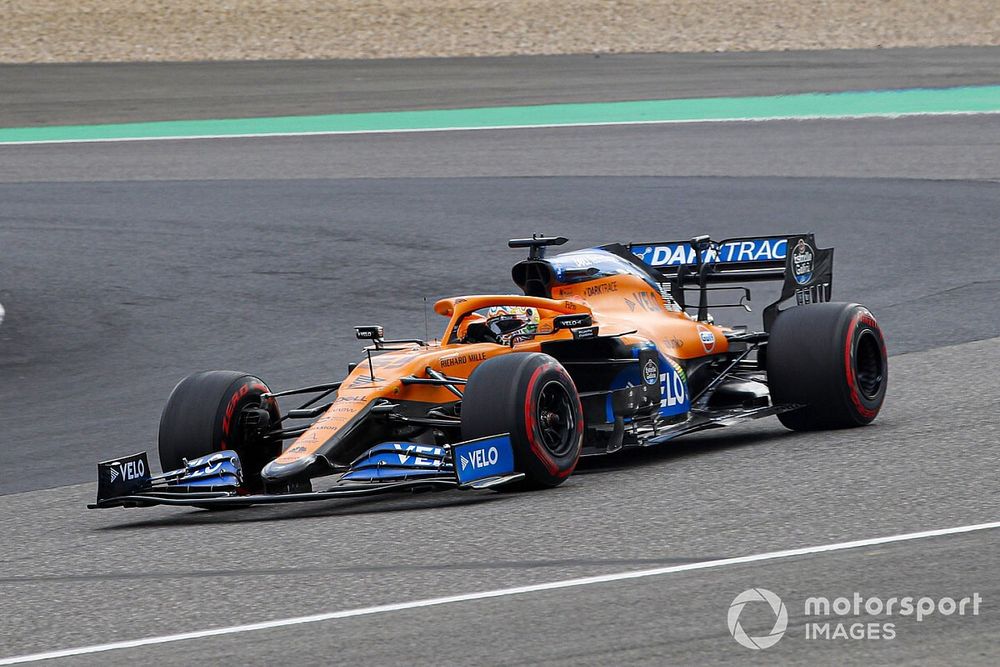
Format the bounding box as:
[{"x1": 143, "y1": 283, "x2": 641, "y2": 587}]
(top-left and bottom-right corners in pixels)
[
  {"x1": 435, "y1": 295, "x2": 594, "y2": 347},
  {"x1": 457, "y1": 305, "x2": 541, "y2": 345}
]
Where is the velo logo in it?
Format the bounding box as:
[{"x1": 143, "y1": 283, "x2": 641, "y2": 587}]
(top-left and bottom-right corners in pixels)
[{"x1": 728, "y1": 588, "x2": 788, "y2": 650}]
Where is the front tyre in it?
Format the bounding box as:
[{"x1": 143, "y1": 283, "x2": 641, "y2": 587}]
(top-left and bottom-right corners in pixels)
[
  {"x1": 462, "y1": 353, "x2": 583, "y2": 488},
  {"x1": 767, "y1": 303, "x2": 887, "y2": 430},
  {"x1": 158, "y1": 370, "x2": 281, "y2": 491}
]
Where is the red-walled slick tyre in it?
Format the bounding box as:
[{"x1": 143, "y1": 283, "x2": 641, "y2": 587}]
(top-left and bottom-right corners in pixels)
[
  {"x1": 767, "y1": 303, "x2": 888, "y2": 430},
  {"x1": 158, "y1": 370, "x2": 281, "y2": 491},
  {"x1": 462, "y1": 353, "x2": 583, "y2": 488}
]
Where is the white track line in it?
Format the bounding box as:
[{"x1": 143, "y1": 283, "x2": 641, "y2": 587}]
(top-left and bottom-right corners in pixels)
[
  {"x1": 1, "y1": 519, "x2": 997, "y2": 665},
  {"x1": 2, "y1": 109, "x2": 1000, "y2": 146}
]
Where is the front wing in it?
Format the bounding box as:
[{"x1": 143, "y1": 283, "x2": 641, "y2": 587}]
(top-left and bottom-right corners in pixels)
[{"x1": 88, "y1": 434, "x2": 522, "y2": 509}]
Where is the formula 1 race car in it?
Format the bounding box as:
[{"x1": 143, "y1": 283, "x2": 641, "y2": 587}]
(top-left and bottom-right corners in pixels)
[{"x1": 90, "y1": 234, "x2": 887, "y2": 509}]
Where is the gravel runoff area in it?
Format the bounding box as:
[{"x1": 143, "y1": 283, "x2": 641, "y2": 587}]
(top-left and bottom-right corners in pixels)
[{"x1": 3, "y1": 0, "x2": 1000, "y2": 63}]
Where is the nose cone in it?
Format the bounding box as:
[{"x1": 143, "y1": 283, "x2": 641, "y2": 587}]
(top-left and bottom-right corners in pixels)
[{"x1": 261, "y1": 455, "x2": 316, "y2": 482}]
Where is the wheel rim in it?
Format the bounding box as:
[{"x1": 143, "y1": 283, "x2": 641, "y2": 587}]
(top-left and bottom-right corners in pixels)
[
  {"x1": 855, "y1": 329, "x2": 884, "y2": 400},
  {"x1": 535, "y1": 380, "x2": 576, "y2": 457}
]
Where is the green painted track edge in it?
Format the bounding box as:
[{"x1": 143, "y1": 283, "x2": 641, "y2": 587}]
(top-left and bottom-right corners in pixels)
[{"x1": 2, "y1": 85, "x2": 1000, "y2": 143}]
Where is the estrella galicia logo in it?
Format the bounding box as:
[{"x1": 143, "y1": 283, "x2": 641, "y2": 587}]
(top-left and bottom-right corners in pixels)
[
  {"x1": 791, "y1": 238, "x2": 814, "y2": 285},
  {"x1": 642, "y1": 359, "x2": 659, "y2": 385},
  {"x1": 728, "y1": 588, "x2": 788, "y2": 650}
]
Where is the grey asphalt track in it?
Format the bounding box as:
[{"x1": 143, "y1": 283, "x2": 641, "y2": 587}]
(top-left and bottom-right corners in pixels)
[
  {"x1": 3, "y1": 46, "x2": 1000, "y2": 126},
  {"x1": 1, "y1": 50, "x2": 998, "y2": 665},
  {"x1": 4, "y1": 115, "x2": 1000, "y2": 182},
  {"x1": 2, "y1": 174, "x2": 999, "y2": 495},
  {"x1": 1, "y1": 338, "x2": 998, "y2": 664}
]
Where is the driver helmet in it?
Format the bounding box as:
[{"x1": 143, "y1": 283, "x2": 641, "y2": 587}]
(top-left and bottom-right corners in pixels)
[{"x1": 485, "y1": 306, "x2": 539, "y2": 344}]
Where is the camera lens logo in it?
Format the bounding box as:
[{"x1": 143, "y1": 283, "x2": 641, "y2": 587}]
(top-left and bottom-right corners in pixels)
[{"x1": 728, "y1": 588, "x2": 788, "y2": 650}]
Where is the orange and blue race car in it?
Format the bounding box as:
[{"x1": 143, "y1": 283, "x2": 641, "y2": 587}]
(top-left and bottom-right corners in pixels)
[{"x1": 89, "y1": 234, "x2": 887, "y2": 509}]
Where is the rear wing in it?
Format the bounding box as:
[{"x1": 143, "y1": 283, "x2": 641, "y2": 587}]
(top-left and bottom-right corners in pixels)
[{"x1": 621, "y1": 234, "x2": 833, "y2": 330}]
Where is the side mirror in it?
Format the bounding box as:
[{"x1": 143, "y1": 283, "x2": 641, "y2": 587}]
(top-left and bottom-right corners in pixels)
[
  {"x1": 553, "y1": 313, "x2": 593, "y2": 330},
  {"x1": 355, "y1": 325, "x2": 384, "y2": 341}
]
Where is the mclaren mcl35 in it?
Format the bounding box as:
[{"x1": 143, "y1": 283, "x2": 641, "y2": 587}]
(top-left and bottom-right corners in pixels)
[{"x1": 90, "y1": 234, "x2": 887, "y2": 510}]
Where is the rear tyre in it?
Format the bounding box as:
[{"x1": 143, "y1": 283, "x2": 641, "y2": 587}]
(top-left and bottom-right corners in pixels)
[
  {"x1": 767, "y1": 303, "x2": 887, "y2": 430},
  {"x1": 462, "y1": 353, "x2": 583, "y2": 489},
  {"x1": 158, "y1": 370, "x2": 281, "y2": 491}
]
